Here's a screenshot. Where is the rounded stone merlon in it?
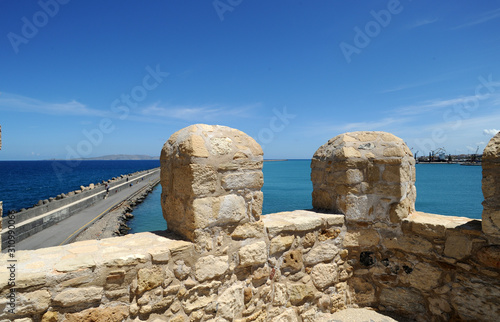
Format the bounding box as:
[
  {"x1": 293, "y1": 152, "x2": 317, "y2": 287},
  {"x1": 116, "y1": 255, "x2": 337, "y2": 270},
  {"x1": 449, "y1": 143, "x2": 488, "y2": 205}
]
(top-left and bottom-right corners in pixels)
[
  {"x1": 482, "y1": 132, "x2": 500, "y2": 238},
  {"x1": 482, "y1": 132, "x2": 500, "y2": 161},
  {"x1": 311, "y1": 131, "x2": 415, "y2": 224},
  {"x1": 160, "y1": 124, "x2": 264, "y2": 242}
]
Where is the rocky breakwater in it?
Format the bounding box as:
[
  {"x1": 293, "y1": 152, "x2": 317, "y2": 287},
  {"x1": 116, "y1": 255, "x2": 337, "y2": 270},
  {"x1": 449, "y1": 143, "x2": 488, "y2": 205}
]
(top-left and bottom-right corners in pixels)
[
  {"x1": 74, "y1": 178, "x2": 160, "y2": 241},
  {"x1": 1, "y1": 169, "x2": 160, "y2": 250}
]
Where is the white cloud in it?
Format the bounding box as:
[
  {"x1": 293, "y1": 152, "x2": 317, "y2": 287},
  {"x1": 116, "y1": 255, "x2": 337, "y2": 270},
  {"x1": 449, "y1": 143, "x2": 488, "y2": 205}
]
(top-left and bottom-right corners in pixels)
[
  {"x1": 483, "y1": 129, "x2": 499, "y2": 136},
  {"x1": 466, "y1": 145, "x2": 477, "y2": 152},
  {"x1": 452, "y1": 8, "x2": 500, "y2": 29},
  {"x1": 340, "y1": 117, "x2": 407, "y2": 132},
  {"x1": 0, "y1": 92, "x2": 106, "y2": 117},
  {"x1": 141, "y1": 103, "x2": 260, "y2": 122},
  {"x1": 395, "y1": 94, "x2": 491, "y2": 116},
  {"x1": 410, "y1": 18, "x2": 438, "y2": 28},
  {"x1": 304, "y1": 117, "x2": 411, "y2": 139}
]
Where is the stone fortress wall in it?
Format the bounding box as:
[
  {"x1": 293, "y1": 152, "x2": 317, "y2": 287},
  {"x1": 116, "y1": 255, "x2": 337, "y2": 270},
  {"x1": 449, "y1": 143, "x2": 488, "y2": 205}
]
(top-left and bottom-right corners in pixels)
[{"x1": 0, "y1": 124, "x2": 499, "y2": 321}]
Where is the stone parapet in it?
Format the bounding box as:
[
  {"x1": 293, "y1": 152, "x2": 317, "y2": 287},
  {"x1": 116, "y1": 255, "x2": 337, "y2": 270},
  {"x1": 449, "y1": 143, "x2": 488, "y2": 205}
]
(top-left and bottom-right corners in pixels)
[
  {"x1": 160, "y1": 124, "x2": 263, "y2": 242},
  {"x1": 344, "y1": 211, "x2": 499, "y2": 321},
  {"x1": 0, "y1": 212, "x2": 354, "y2": 321},
  {"x1": 311, "y1": 131, "x2": 416, "y2": 224},
  {"x1": 2, "y1": 210, "x2": 498, "y2": 321},
  {"x1": 482, "y1": 131, "x2": 500, "y2": 239}
]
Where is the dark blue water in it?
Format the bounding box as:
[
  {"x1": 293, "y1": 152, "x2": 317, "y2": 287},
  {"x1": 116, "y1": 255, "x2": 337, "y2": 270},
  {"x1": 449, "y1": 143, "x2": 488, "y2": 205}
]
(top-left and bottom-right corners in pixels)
[
  {"x1": 0, "y1": 160, "x2": 484, "y2": 229},
  {"x1": 0, "y1": 160, "x2": 160, "y2": 214},
  {"x1": 128, "y1": 161, "x2": 484, "y2": 233}
]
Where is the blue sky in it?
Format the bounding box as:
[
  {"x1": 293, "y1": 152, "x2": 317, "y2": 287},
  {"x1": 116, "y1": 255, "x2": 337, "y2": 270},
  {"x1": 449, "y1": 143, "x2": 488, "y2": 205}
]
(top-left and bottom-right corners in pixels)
[{"x1": 1, "y1": 0, "x2": 500, "y2": 160}]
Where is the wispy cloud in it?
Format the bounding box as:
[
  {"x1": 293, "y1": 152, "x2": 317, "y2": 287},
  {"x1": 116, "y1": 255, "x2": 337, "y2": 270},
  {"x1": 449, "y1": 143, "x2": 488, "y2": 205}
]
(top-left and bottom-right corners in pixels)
[
  {"x1": 483, "y1": 129, "x2": 499, "y2": 136},
  {"x1": 340, "y1": 117, "x2": 408, "y2": 132},
  {"x1": 381, "y1": 68, "x2": 481, "y2": 94},
  {"x1": 140, "y1": 103, "x2": 261, "y2": 122},
  {"x1": 0, "y1": 92, "x2": 106, "y2": 117},
  {"x1": 395, "y1": 94, "x2": 493, "y2": 116},
  {"x1": 409, "y1": 18, "x2": 438, "y2": 28},
  {"x1": 452, "y1": 8, "x2": 500, "y2": 29},
  {"x1": 382, "y1": 78, "x2": 444, "y2": 93},
  {"x1": 305, "y1": 117, "x2": 411, "y2": 138}
]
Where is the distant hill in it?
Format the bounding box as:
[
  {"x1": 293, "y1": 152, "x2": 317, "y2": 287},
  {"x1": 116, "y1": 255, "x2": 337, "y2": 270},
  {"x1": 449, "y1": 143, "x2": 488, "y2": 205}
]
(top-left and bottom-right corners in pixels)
[{"x1": 73, "y1": 154, "x2": 159, "y2": 161}]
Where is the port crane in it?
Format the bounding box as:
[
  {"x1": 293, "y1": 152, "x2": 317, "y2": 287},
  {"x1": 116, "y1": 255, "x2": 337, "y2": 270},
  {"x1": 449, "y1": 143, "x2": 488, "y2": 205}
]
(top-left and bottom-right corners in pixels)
[
  {"x1": 429, "y1": 147, "x2": 445, "y2": 162},
  {"x1": 470, "y1": 146, "x2": 479, "y2": 163}
]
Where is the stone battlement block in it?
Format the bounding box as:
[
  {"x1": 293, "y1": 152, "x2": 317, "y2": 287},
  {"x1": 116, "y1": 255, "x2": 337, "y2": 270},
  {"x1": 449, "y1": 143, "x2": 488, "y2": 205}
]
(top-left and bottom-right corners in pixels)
[
  {"x1": 311, "y1": 131, "x2": 416, "y2": 224},
  {"x1": 160, "y1": 124, "x2": 263, "y2": 242}
]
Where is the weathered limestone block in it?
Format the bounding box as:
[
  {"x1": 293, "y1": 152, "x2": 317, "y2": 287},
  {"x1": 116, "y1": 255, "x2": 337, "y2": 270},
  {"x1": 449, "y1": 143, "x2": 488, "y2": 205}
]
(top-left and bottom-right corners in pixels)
[
  {"x1": 379, "y1": 287, "x2": 425, "y2": 314},
  {"x1": 53, "y1": 287, "x2": 103, "y2": 307},
  {"x1": 311, "y1": 131, "x2": 416, "y2": 223},
  {"x1": 399, "y1": 262, "x2": 442, "y2": 291},
  {"x1": 173, "y1": 260, "x2": 191, "y2": 280},
  {"x1": 282, "y1": 249, "x2": 304, "y2": 271},
  {"x1": 137, "y1": 266, "x2": 165, "y2": 294},
  {"x1": 476, "y1": 245, "x2": 500, "y2": 269},
  {"x1": 160, "y1": 124, "x2": 263, "y2": 242},
  {"x1": 238, "y1": 241, "x2": 267, "y2": 267},
  {"x1": 444, "y1": 234, "x2": 473, "y2": 260},
  {"x1": 348, "y1": 277, "x2": 376, "y2": 306},
  {"x1": 287, "y1": 283, "x2": 316, "y2": 306},
  {"x1": 311, "y1": 263, "x2": 338, "y2": 290},
  {"x1": 262, "y1": 210, "x2": 344, "y2": 238},
  {"x1": 343, "y1": 229, "x2": 380, "y2": 247},
  {"x1": 482, "y1": 132, "x2": 500, "y2": 238},
  {"x1": 274, "y1": 308, "x2": 300, "y2": 321},
  {"x1": 182, "y1": 281, "x2": 221, "y2": 314},
  {"x1": 3, "y1": 290, "x2": 51, "y2": 315},
  {"x1": 269, "y1": 235, "x2": 295, "y2": 254},
  {"x1": 451, "y1": 277, "x2": 500, "y2": 321},
  {"x1": 42, "y1": 311, "x2": 59, "y2": 322},
  {"x1": 231, "y1": 221, "x2": 266, "y2": 240},
  {"x1": 64, "y1": 306, "x2": 129, "y2": 322},
  {"x1": 304, "y1": 239, "x2": 338, "y2": 265},
  {"x1": 216, "y1": 282, "x2": 245, "y2": 320},
  {"x1": 273, "y1": 283, "x2": 288, "y2": 306},
  {"x1": 194, "y1": 255, "x2": 229, "y2": 281}
]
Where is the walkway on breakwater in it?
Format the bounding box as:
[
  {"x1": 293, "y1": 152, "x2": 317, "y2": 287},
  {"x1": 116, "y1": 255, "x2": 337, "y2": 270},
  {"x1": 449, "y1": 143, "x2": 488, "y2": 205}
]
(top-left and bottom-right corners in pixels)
[{"x1": 15, "y1": 169, "x2": 160, "y2": 251}]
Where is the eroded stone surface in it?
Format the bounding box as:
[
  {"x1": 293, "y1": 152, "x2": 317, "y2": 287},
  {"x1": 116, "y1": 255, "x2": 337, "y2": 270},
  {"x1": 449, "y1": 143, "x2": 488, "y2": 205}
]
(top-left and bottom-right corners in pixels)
[
  {"x1": 160, "y1": 124, "x2": 263, "y2": 242},
  {"x1": 482, "y1": 132, "x2": 500, "y2": 238},
  {"x1": 194, "y1": 255, "x2": 229, "y2": 281},
  {"x1": 311, "y1": 131, "x2": 415, "y2": 223},
  {"x1": 238, "y1": 241, "x2": 267, "y2": 267}
]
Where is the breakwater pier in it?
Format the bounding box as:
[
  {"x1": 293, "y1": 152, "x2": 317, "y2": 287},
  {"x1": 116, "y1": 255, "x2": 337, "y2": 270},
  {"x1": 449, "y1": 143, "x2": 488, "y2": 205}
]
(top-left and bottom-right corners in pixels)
[{"x1": 1, "y1": 168, "x2": 160, "y2": 250}]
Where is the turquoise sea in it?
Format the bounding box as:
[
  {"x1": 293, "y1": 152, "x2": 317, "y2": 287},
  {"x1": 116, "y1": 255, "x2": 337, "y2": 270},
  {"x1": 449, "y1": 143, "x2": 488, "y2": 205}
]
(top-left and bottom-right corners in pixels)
[{"x1": 127, "y1": 160, "x2": 484, "y2": 233}]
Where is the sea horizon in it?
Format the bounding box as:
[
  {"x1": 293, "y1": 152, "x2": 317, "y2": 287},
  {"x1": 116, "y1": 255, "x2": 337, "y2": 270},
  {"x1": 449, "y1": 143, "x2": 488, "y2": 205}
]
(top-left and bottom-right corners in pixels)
[{"x1": 0, "y1": 160, "x2": 483, "y2": 225}]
